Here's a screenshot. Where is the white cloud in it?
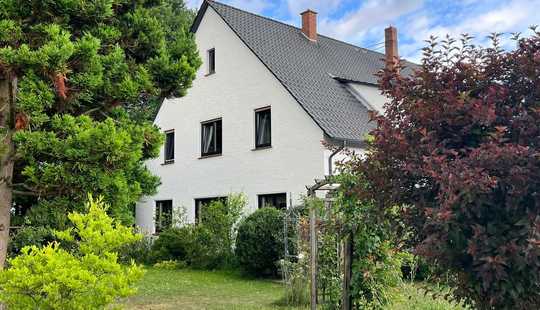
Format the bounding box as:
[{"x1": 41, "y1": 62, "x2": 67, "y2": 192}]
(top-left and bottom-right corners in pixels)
[
  {"x1": 399, "y1": 0, "x2": 540, "y2": 61},
  {"x1": 317, "y1": 0, "x2": 424, "y2": 43}
]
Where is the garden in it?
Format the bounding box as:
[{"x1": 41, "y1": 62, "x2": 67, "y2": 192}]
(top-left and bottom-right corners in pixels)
[{"x1": 0, "y1": 0, "x2": 538, "y2": 309}]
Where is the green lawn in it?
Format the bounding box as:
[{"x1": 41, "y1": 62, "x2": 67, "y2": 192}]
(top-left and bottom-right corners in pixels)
[
  {"x1": 122, "y1": 268, "x2": 301, "y2": 310},
  {"x1": 122, "y1": 268, "x2": 465, "y2": 310}
]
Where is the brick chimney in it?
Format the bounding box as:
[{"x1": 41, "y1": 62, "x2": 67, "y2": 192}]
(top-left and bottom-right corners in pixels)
[
  {"x1": 301, "y1": 10, "x2": 317, "y2": 41},
  {"x1": 384, "y1": 26, "x2": 398, "y2": 71}
]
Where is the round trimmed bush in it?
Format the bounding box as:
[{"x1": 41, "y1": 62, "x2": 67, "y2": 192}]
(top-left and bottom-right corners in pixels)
[{"x1": 235, "y1": 208, "x2": 285, "y2": 277}]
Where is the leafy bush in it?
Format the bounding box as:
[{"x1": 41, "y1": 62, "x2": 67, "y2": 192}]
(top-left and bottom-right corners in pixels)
[
  {"x1": 355, "y1": 30, "x2": 540, "y2": 309},
  {"x1": 187, "y1": 194, "x2": 246, "y2": 269},
  {"x1": 147, "y1": 193, "x2": 246, "y2": 270},
  {"x1": 235, "y1": 207, "x2": 285, "y2": 277},
  {"x1": 119, "y1": 233, "x2": 155, "y2": 265},
  {"x1": 0, "y1": 196, "x2": 144, "y2": 309},
  {"x1": 312, "y1": 172, "x2": 402, "y2": 309},
  {"x1": 150, "y1": 226, "x2": 192, "y2": 263},
  {"x1": 8, "y1": 226, "x2": 56, "y2": 256}
]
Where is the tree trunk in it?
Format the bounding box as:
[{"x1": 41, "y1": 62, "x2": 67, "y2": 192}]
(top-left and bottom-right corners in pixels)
[{"x1": 0, "y1": 75, "x2": 16, "y2": 269}]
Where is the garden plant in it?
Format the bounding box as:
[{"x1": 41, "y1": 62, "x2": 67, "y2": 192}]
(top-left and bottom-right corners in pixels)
[{"x1": 351, "y1": 30, "x2": 540, "y2": 309}]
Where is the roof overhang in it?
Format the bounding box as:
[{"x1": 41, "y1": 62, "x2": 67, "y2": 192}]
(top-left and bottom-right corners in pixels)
[{"x1": 190, "y1": 0, "x2": 210, "y2": 33}]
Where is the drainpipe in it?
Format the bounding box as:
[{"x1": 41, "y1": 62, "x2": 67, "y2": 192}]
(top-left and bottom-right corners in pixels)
[{"x1": 328, "y1": 141, "x2": 346, "y2": 176}]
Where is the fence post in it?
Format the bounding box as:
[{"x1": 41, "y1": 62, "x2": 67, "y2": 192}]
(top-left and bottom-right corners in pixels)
[
  {"x1": 342, "y1": 233, "x2": 353, "y2": 310},
  {"x1": 310, "y1": 205, "x2": 318, "y2": 310}
]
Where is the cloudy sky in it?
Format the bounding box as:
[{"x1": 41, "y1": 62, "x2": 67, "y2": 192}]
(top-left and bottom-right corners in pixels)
[{"x1": 186, "y1": 0, "x2": 539, "y2": 62}]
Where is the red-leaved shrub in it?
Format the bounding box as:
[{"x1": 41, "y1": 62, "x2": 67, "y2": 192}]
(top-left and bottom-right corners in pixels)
[{"x1": 353, "y1": 30, "x2": 540, "y2": 309}]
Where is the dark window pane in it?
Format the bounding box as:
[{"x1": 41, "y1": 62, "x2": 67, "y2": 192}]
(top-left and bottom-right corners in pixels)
[
  {"x1": 164, "y1": 131, "x2": 174, "y2": 161},
  {"x1": 195, "y1": 197, "x2": 227, "y2": 223},
  {"x1": 258, "y1": 193, "x2": 287, "y2": 210},
  {"x1": 155, "y1": 200, "x2": 173, "y2": 233},
  {"x1": 255, "y1": 108, "x2": 271, "y2": 148},
  {"x1": 208, "y1": 49, "x2": 215, "y2": 74},
  {"x1": 201, "y1": 119, "x2": 222, "y2": 156}
]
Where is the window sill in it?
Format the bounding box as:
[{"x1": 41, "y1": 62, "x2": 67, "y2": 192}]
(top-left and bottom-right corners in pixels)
[
  {"x1": 162, "y1": 160, "x2": 175, "y2": 166},
  {"x1": 205, "y1": 72, "x2": 216, "y2": 77},
  {"x1": 252, "y1": 145, "x2": 272, "y2": 151},
  {"x1": 199, "y1": 153, "x2": 222, "y2": 159}
]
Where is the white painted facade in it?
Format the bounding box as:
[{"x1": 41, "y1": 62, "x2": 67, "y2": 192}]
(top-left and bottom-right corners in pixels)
[{"x1": 136, "y1": 6, "x2": 381, "y2": 234}]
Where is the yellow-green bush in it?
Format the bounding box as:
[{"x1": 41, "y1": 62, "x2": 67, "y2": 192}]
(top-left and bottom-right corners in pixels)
[{"x1": 0, "y1": 196, "x2": 144, "y2": 309}]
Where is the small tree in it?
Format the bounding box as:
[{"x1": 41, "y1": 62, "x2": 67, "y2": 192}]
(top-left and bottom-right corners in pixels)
[
  {"x1": 0, "y1": 0, "x2": 201, "y2": 266},
  {"x1": 0, "y1": 196, "x2": 144, "y2": 309},
  {"x1": 353, "y1": 30, "x2": 540, "y2": 309}
]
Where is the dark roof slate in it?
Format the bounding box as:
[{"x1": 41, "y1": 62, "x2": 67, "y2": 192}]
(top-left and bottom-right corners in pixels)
[{"x1": 192, "y1": 0, "x2": 414, "y2": 142}]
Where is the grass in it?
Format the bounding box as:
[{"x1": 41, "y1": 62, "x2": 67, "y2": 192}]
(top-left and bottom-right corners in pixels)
[
  {"x1": 122, "y1": 268, "x2": 466, "y2": 310},
  {"x1": 122, "y1": 267, "x2": 303, "y2": 310}
]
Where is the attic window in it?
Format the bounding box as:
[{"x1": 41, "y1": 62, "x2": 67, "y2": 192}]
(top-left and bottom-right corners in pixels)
[
  {"x1": 164, "y1": 130, "x2": 175, "y2": 164},
  {"x1": 207, "y1": 48, "x2": 215, "y2": 75},
  {"x1": 255, "y1": 107, "x2": 271, "y2": 148}
]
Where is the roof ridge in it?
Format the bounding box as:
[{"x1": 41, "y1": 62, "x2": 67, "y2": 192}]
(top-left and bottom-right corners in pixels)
[{"x1": 208, "y1": 0, "x2": 387, "y2": 58}]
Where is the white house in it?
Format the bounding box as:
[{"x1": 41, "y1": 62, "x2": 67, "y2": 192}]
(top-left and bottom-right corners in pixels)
[{"x1": 136, "y1": 0, "x2": 413, "y2": 234}]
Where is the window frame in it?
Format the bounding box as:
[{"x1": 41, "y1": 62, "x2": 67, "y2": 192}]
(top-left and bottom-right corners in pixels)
[
  {"x1": 194, "y1": 196, "x2": 227, "y2": 223},
  {"x1": 207, "y1": 48, "x2": 216, "y2": 75},
  {"x1": 201, "y1": 118, "x2": 222, "y2": 157},
  {"x1": 258, "y1": 193, "x2": 287, "y2": 210},
  {"x1": 164, "y1": 130, "x2": 175, "y2": 164},
  {"x1": 254, "y1": 107, "x2": 272, "y2": 149},
  {"x1": 155, "y1": 200, "x2": 173, "y2": 234}
]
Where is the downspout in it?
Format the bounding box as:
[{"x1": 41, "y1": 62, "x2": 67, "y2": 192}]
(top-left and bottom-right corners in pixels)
[{"x1": 328, "y1": 141, "x2": 346, "y2": 176}]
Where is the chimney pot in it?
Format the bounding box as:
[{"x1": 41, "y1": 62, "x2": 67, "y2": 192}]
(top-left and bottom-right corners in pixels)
[
  {"x1": 385, "y1": 26, "x2": 399, "y2": 71},
  {"x1": 301, "y1": 9, "x2": 317, "y2": 41}
]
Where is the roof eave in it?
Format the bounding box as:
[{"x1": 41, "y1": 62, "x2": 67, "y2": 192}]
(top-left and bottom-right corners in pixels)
[{"x1": 190, "y1": 0, "x2": 210, "y2": 33}]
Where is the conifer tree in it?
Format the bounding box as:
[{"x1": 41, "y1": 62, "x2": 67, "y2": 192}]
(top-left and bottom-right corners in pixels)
[{"x1": 0, "y1": 0, "x2": 201, "y2": 266}]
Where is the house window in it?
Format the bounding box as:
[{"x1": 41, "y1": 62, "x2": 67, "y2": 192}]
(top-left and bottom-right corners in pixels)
[
  {"x1": 258, "y1": 193, "x2": 287, "y2": 210},
  {"x1": 164, "y1": 130, "x2": 175, "y2": 163},
  {"x1": 195, "y1": 197, "x2": 227, "y2": 222},
  {"x1": 208, "y1": 48, "x2": 215, "y2": 74},
  {"x1": 201, "y1": 119, "x2": 222, "y2": 157},
  {"x1": 155, "y1": 200, "x2": 173, "y2": 233},
  {"x1": 255, "y1": 107, "x2": 271, "y2": 148}
]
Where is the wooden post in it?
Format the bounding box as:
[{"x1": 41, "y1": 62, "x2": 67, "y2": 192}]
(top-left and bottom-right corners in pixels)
[
  {"x1": 341, "y1": 233, "x2": 353, "y2": 310},
  {"x1": 310, "y1": 204, "x2": 317, "y2": 310}
]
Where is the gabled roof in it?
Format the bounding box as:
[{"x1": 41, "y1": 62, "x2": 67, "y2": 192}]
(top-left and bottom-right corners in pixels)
[{"x1": 192, "y1": 0, "x2": 415, "y2": 142}]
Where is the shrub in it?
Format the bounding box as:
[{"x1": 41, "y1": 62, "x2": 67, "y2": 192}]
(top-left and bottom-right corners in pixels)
[
  {"x1": 8, "y1": 226, "x2": 56, "y2": 256},
  {"x1": 188, "y1": 193, "x2": 246, "y2": 269},
  {"x1": 355, "y1": 30, "x2": 540, "y2": 309},
  {"x1": 119, "y1": 233, "x2": 154, "y2": 265},
  {"x1": 235, "y1": 207, "x2": 285, "y2": 277},
  {"x1": 147, "y1": 193, "x2": 247, "y2": 270},
  {"x1": 0, "y1": 196, "x2": 144, "y2": 309},
  {"x1": 150, "y1": 226, "x2": 192, "y2": 263}
]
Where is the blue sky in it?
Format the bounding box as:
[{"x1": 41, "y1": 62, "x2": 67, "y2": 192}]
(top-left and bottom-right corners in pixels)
[{"x1": 186, "y1": 0, "x2": 540, "y2": 62}]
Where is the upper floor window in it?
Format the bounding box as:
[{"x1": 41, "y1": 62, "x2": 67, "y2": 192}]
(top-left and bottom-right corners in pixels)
[
  {"x1": 258, "y1": 193, "x2": 287, "y2": 210},
  {"x1": 255, "y1": 107, "x2": 271, "y2": 148},
  {"x1": 155, "y1": 200, "x2": 173, "y2": 233},
  {"x1": 164, "y1": 130, "x2": 174, "y2": 163},
  {"x1": 195, "y1": 197, "x2": 227, "y2": 223},
  {"x1": 207, "y1": 48, "x2": 215, "y2": 75},
  {"x1": 201, "y1": 118, "x2": 222, "y2": 157}
]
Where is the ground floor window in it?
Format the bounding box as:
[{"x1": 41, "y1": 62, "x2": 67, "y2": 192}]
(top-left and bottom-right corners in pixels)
[
  {"x1": 195, "y1": 197, "x2": 227, "y2": 222},
  {"x1": 155, "y1": 200, "x2": 173, "y2": 233},
  {"x1": 258, "y1": 193, "x2": 287, "y2": 210}
]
